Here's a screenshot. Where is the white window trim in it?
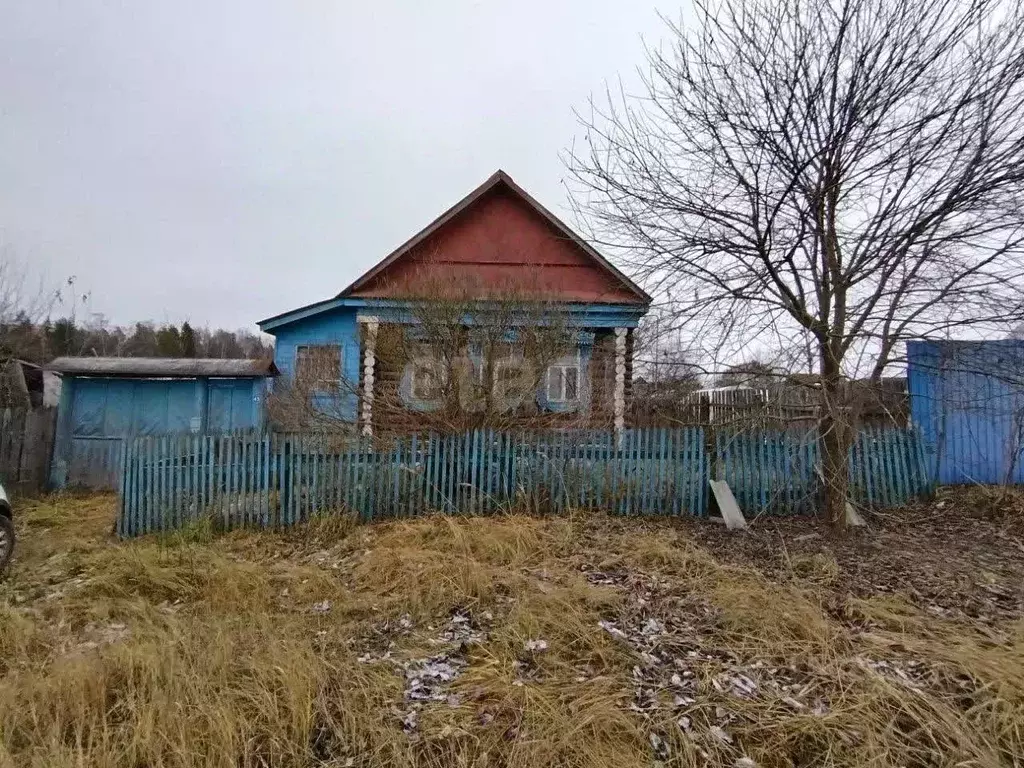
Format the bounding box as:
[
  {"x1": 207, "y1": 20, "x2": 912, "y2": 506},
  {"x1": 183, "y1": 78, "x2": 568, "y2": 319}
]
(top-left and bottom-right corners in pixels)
[{"x1": 546, "y1": 352, "x2": 582, "y2": 403}]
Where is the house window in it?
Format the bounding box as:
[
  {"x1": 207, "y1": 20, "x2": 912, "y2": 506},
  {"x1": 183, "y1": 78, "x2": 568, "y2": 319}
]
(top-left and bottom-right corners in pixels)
[
  {"x1": 547, "y1": 355, "x2": 581, "y2": 403},
  {"x1": 410, "y1": 358, "x2": 446, "y2": 400},
  {"x1": 295, "y1": 345, "x2": 341, "y2": 391},
  {"x1": 494, "y1": 358, "x2": 532, "y2": 405}
]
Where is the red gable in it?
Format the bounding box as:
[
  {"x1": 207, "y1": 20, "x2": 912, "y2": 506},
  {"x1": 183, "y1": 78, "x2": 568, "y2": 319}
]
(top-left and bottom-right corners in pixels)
[{"x1": 340, "y1": 171, "x2": 649, "y2": 305}]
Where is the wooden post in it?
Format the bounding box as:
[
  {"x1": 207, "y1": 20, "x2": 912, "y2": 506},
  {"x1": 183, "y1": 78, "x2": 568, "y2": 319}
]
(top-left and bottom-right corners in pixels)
[
  {"x1": 613, "y1": 328, "x2": 626, "y2": 437},
  {"x1": 359, "y1": 316, "x2": 379, "y2": 437},
  {"x1": 49, "y1": 376, "x2": 76, "y2": 489}
]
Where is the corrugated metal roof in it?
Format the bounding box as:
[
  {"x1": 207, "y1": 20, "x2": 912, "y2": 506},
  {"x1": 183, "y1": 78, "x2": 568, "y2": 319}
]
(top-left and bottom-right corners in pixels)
[{"x1": 45, "y1": 357, "x2": 278, "y2": 378}]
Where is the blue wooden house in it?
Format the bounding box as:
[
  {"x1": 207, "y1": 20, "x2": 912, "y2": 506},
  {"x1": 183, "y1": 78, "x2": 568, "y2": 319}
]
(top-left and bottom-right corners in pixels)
[{"x1": 258, "y1": 171, "x2": 651, "y2": 434}]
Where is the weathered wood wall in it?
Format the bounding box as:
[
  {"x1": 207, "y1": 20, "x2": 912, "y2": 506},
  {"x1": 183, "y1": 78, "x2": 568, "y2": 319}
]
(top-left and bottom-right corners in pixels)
[
  {"x1": 0, "y1": 408, "x2": 57, "y2": 494},
  {"x1": 631, "y1": 383, "x2": 909, "y2": 429}
]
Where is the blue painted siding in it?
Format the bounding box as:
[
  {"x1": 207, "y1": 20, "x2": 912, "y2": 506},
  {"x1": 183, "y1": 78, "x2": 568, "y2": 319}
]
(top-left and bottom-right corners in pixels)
[
  {"x1": 208, "y1": 379, "x2": 263, "y2": 432},
  {"x1": 908, "y1": 339, "x2": 1024, "y2": 485},
  {"x1": 364, "y1": 302, "x2": 645, "y2": 330},
  {"x1": 271, "y1": 306, "x2": 360, "y2": 421},
  {"x1": 51, "y1": 375, "x2": 270, "y2": 489}
]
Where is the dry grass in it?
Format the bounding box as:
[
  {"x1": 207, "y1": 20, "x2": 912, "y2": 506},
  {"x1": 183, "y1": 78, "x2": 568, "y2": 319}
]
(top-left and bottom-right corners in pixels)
[{"x1": 1, "y1": 494, "x2": 1022, "y2": 767}]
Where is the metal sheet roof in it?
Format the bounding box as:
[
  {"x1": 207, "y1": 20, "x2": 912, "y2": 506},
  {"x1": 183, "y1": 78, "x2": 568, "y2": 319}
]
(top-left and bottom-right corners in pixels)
[{"x1": 45, "y1": 357, "x2": 278, "y2": 378}]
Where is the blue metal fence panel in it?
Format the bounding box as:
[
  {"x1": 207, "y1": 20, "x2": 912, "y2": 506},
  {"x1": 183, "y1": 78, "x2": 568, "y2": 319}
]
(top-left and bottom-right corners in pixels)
[{"x1": 908, "y1": 339, "x2": 1024, "y2": 485}]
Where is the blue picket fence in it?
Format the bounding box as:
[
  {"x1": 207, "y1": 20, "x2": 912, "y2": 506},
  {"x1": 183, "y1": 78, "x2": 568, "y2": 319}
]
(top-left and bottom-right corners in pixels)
[
  {"x1": 715, "y1": 425, "x2": 933, "y2": 516},
  {"x1": 116, "y1": 426, "x2": 932, "y2": 537}
]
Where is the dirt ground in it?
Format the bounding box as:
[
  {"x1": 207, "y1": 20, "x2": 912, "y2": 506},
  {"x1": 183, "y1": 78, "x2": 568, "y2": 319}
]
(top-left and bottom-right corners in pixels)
[
  {"x1": 1, "y1": 489, "x2": 1022, "y2": 768},
  {"x1": 683, "y1": 486, "x2": 1024, "y2": 623}
]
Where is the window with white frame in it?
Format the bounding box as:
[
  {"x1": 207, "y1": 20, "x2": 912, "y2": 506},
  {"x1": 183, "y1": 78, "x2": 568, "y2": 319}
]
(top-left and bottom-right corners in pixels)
[
  {"x1": 295, "y1": 344, "x2": 341, "y2": 392},
  {"x1": 546, "y1": 354, "x2": 581, "y2": 403}
]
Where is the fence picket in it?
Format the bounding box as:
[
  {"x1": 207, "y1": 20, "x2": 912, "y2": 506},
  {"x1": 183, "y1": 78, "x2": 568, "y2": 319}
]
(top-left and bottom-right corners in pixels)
[
  {"x1": 126, "y1": 439, "x2": 137, "y2": 536},
  {"x1": 166, "y1": 436, "x2": 175, "y2": 530},
  {"x1": 117, "y1": 440, "x2": 129, "y2": 537},
  {"x1": 627, "y1": 429, "x2": 638, "y2": 516},
  {"x1": 898, "y1": 428, "x2": 912, "y2": 503},
  {"x1": 695, "y1": 428, "x2": 705, "y2": 516},
  {"x1": 638, "y1": 430, "x2": 648, "y2": 513},
  {"x1": 395, "y1": 436, "x2": 403, "y2": 516},
  {"x1": 680, "y1": 428, "x2": 690, "y2": 516},
  {"x1": 176, "y1": 435, "x2": 185, "y2": 526},
  {"x1": 168, "y1": 435, "x2": 177, "y2": 530}
]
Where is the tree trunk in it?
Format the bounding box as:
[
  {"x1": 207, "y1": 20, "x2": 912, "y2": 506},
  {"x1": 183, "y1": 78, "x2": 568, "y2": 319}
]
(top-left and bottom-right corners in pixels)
[{"x1": 819, "y1": 353, "x2": 852, "y2": 529}]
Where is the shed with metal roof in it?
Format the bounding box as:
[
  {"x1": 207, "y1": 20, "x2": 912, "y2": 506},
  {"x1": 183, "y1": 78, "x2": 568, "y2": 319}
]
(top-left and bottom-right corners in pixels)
[{"x1": 46, "y1": 357, "x2": 277, "y2": 489}]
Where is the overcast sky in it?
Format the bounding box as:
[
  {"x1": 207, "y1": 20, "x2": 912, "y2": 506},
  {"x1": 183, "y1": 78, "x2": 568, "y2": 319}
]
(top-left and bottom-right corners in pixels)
[{"x1": 0, "y1": 1, "x2": 671, "y2": 332}]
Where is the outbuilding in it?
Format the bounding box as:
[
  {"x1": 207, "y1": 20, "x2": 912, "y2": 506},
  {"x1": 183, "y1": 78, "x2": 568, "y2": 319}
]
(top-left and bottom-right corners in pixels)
[{"x1": 46, "y1": 357, "x2": 277, "y2": 489}]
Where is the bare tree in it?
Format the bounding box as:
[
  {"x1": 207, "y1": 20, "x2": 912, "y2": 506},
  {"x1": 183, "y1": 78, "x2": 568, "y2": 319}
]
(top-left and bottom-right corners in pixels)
[
  {"x1": 0, "y1": 249, "x2": 52, "y2": 342},
  {"x1": 568, "y1": 0, "x2": 1024, "y2": 525}
]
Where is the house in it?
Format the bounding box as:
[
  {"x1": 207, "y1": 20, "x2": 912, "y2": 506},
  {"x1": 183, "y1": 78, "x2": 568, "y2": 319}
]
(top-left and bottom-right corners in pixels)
[
  {"x1": 46, "y1": 357, "x2": 278, "y2": 489},
  {"x1": 258, "y1": 171, "x2": 651, "y2": 434}
]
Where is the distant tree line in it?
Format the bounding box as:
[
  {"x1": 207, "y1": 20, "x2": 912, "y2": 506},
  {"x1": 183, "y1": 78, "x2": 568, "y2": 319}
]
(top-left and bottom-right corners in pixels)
[{"x1": 0, "y1": 314, "x2": 272, "y2": 364}]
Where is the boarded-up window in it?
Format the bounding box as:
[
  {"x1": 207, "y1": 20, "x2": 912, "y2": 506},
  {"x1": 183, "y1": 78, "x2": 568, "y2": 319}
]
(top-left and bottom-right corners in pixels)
[{"x1": 295, "y1": 345, "x2": 341, "y2": 391}]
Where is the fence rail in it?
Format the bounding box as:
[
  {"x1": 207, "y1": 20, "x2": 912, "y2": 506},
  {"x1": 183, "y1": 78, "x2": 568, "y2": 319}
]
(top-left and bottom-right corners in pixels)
[{"x1": 117, "y1": 426, "x2": 932, "y2": 537}]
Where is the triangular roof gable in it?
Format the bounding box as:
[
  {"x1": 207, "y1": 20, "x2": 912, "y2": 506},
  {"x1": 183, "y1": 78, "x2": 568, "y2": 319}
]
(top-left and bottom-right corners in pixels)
[{"x1": 338, "y1": 170, "x2": 651, "y2": 304}]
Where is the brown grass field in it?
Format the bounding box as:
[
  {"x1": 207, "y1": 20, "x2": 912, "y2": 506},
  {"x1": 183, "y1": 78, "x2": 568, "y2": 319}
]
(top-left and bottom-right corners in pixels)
[{"x1": 1, "y1": 491, "x2": 1023, "y2": 767}]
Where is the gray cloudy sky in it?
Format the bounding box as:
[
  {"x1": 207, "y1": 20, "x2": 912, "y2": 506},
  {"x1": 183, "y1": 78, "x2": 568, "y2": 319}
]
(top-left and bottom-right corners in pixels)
[{"x1": 0, "y1": 1, "x2": 669, "y2": 332}]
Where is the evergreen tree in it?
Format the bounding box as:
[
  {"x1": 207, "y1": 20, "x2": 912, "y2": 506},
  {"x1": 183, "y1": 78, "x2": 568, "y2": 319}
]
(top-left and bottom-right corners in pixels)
[
  {"x1": 155, "y1": 324, "x2": 182, "y2": 357},
  {"x1": 180, "y1": 322, "x2": 198, "y2": 357}
]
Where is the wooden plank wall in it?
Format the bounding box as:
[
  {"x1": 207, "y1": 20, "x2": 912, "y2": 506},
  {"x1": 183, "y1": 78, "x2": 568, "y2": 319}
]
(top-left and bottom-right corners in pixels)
[
  {"x1": 0, "y1": 408, "x2": 57, "y2": 494},
  {"x1": 117, "y1": 426, "x2": 932, "y2": 537}
]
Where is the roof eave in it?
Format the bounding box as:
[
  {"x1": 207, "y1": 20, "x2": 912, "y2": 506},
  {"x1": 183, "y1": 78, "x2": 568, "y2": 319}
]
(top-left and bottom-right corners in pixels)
[
  {"x1": 257, "y1": 296, "x2": 376, "y2": 332},
  {"x1": 44, "y1": 357, "x2": 279, "y2": 378}
]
